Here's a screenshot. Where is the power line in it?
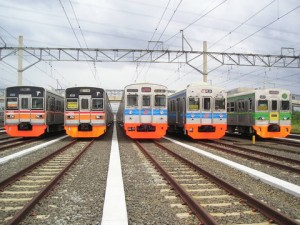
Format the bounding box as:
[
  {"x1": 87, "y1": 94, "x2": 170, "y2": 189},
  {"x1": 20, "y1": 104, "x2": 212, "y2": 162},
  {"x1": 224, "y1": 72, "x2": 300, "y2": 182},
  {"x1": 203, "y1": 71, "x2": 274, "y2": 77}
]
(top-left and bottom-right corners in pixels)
[
  {"x1": 209, "y1": 0, "x2": 276, "y2": 50},
  {"x1": 135, "y1": 0, "x2": 183, "y2": 82},
  {"x1": 222, "y1": 5, "x2": 300, "y2": 52},
  {"x1": 164, "y1": 0, "x2": 227, "y2": 44}
]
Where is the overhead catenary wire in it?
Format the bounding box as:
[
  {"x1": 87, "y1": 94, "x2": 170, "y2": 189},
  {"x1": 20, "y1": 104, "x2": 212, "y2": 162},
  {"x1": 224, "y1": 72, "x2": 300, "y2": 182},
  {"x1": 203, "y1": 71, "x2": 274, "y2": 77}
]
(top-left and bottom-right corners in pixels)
[{"x1": 134, "y1": 0, "x2": 183, "y2": 83}]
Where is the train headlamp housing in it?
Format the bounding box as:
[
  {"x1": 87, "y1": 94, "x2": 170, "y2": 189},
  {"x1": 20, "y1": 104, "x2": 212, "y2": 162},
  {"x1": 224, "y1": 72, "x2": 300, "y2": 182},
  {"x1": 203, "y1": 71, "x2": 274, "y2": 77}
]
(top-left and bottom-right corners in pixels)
[
  {"x1": 96, "y1": 115, "x2": 103, "y2": 119},
  {"x1": 283, "y1": 116, "x2": 290, "y2": 120},
  {"x1": 35, "y1": 115, "x2": 43, "y2": 119},
  {"x1": 68, "y1": 115, "x2": 75, "y2": 119},
  {"x1": 258, "y1": 116, "x2": 265, "y2": 120},
  {"x1": 7, "y1": 115, "x2": 14, "y2": 119}
]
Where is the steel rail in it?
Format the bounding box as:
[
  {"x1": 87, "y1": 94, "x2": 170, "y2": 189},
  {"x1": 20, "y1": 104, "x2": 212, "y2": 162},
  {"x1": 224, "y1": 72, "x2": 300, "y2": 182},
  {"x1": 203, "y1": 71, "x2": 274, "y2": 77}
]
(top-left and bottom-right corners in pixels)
[
  {"x1": 135, "y1": 140, "x2": 219, "y2": 225},
  {"x1": 212, "y1": 140, "x2": 300, "y2": 165},
  {"x1": 5, "y1": 139, "x2": 95, "y2": 225},
  {"x1": 197, "y1": 141, "x2": 300, "y2": 174},
  {"x1": 153, "y1": 141, "x2": 300, "y2": 225},
  {"x1": 0, "y1": 140, "x2": 77, "y2": 190}
]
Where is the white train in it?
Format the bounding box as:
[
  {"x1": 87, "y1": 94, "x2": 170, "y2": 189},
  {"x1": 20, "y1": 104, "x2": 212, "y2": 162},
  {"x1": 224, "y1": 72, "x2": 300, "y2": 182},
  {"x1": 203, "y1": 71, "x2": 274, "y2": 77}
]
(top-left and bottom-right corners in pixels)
[
  {"x1": 167, "y1": 82, "x2": 227, "y2": 139},
  {"x1": 117, "y1": 83, "x2": 168, "y2": 139}
]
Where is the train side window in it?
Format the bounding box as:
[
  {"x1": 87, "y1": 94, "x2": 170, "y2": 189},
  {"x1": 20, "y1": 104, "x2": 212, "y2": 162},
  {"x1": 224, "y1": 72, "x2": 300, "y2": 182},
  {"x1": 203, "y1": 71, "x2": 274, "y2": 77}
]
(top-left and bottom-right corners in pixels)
[
  {"x1": 271, "y1": 100, "x2": 277, "y2": 111},
  {"x1": 6, "y1": 97, "x2": 18, "y2": 109},
  {"x1": 142, "y1": 95, "x2": 151, "y2": 107},
  {"x1": 127, "y1": 95, "x2": 138, "y2": 107},
  {"x1": 92, "y1": 98, "x2": 103, "y2": 110},
  {"x1": 203, "y1": 97, "x2": 210, "y2": 111},
  {"x1": 215, "y1": 98, "x2": 225, "y2": 110},
  {"x1": 281, "y1": 100, "x2": 290, "y2": 110},
  {"x1": 257, "y1": 100, "x2": 268, "y2": 111},
  {"x1": 21, "y1": 98, "x2": 29, "y2": 109},
  {"x1": 188, "y1": 97, "x2": 199, "y2": 111},
  {"x1": 66, "y1": 99, "x2": 78, "y2": 110},
  {"x1": 155, "y1": 95, "x2": 166, "y2": 107},
  {"x1": 32, "y1": 98, "x2": 43, "y2": 109},
  {"x1": 81, "y1": 99, "x2": 89, "y2": 110}
]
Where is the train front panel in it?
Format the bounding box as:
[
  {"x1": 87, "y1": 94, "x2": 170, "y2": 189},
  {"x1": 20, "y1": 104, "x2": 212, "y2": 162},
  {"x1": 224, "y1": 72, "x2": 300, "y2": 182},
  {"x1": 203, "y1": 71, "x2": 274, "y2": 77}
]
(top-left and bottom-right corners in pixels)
[
  {"x1": 123, "y1": 83, "x2": 168, "y2": 139},
  {"x1": 252, "y1": 89, "x2": 291, "y2": 138},
  {"x1": 64, "y1": 87, "x2": 109, "y2": 138},
  {"x1": 5, "y1": 86, "x2": 47, "y2": 137}
]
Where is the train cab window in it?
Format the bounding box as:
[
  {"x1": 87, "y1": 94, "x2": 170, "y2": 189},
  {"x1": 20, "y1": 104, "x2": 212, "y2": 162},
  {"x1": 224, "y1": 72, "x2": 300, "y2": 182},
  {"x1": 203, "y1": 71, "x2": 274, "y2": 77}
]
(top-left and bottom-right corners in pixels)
[
  {"x1": 21, "y1": 98, "x2": 29, "y2": 109},
  {"x1": 32, "y1": 98, "x2": 43, "y2": 109},
  {"x1": 155, "y1": 95, "x2": 166, "y2": 107},
  {"x1": 188, "y1": 97, "x2": 199, "y2": 111},
  {"x1": 271, "y1": 100, "x2": 278, "y2": 111},
  {"x1": 215, "y1": 98, "x2": 225, "y2": 110},
  {"x1": 6, "y1": 97, "x2": 18, "y2": 109},
  {"x1": 203, "y1": 97, "x2": 211, "y2": 111},
  {"x1": 66, "y1": 99, "x2": 78, "y2": 110},
  {"x1": 257, "y1": 100, "x2": 268, "y2": 111},
  {"x1": 92, "y1": 98, "x2": 103, "y2": 110},
  {"x1": 127, "y1": 95, "x2": 138, "y2": 107},
  {"x1": 281, "y1": 100, "x2": 290, "y2": 110},
  {"x1": 81, "y1": 99, "x2": 89, "y2": 110},
  {"x1": 142, "y1": 96, "x2": 151, "y2": 107}
]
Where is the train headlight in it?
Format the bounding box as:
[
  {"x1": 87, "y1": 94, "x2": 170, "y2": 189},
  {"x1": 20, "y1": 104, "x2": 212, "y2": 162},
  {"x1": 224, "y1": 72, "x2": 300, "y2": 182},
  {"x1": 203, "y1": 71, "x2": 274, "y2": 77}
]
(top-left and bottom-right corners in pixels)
[
  {"x1": 35, "y1": 115, "x2": 43, "y2": 119},
  {"x1": 160, "y1": 110, "x2": 164, "y2": 115},
  {"x1": 129, "y1": 110, "x2": 133, "y2": 115},
  {"x1": 7, "y1": 115, "x2": 14, "y2": 119},
  {"x1": 258, "y1": 116, "x2": 265, "y2": 120},
  {"x1": 96, "y1": 115, "x2": 103, "y2": 119},
  {"x1": 68, "y1": 115, "x2": 75, "y2": 119},
  {"x1": 189, "y1": 128, "x2": 193, "y2": 132},
  {"x1": 191, "y1": 114, "x2": 194, "y2": 118}
]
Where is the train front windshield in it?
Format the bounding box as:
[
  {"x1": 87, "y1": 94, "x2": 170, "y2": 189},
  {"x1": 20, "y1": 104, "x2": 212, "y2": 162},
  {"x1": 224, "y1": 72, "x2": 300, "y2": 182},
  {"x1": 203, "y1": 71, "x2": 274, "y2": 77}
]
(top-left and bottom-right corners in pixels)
[
  {"x1": 155, "y1": 95, "x2": 166, "y2": 107},
  {"x1": 215, "y1": 98, "x2": 225, "y2": 110}
]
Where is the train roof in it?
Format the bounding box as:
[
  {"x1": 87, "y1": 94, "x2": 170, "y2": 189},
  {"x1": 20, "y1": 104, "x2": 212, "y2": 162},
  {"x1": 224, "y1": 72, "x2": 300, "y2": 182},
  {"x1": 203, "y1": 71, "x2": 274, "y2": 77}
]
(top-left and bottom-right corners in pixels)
[
  {"x1": 124, "y1": 83, "x2": 167, "y2": 89},
  {"x1": 227, "y1": 87, "x2": 291, "y2": 97},
  {"x1": 5, "y1": 86, "x2": 62, "y2": 97}
]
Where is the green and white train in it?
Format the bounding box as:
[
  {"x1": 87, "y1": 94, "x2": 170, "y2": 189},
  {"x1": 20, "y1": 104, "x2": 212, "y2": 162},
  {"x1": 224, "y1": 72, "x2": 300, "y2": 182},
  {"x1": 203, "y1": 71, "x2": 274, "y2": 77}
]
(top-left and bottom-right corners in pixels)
[{"x1": 227, "y1": 88, "x2": 291, "y2": 138}]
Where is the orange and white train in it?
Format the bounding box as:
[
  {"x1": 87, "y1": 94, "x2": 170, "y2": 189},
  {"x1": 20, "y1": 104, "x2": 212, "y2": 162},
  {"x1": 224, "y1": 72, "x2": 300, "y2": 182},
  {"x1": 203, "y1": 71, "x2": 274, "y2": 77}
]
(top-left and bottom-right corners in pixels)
[
  {"x1": 167, "y1": 82, "x2": 227, "y2": 139},
  {"x1": 117, "y1": 83, "x2": 168, "y2": 139},
  {"x1": 64, "y1": 87, "x2": 113, "y2": 138},
  {"x1": 4, "y1": 86, "x2": 64, "y2": 137}
]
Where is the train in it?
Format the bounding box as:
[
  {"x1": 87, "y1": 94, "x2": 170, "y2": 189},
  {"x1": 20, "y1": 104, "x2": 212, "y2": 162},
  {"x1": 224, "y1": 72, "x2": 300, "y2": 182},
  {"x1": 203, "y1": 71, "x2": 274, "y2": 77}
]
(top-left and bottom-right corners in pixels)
[
  {"x1": 117, "y1": 83, "x2": 168, "y2": 139},
  {"x1": 4, "y1": 86, "x2": 64, "y2": 137},
  {"x1": 167, "y1": 82, "x2": 227, "y2": 139},
  {"x1": 227, "y1": 87, "x2": 292, "y2": 138},
  {"x1": 64, "y1": 87, "x2": 114, "y2": 138}
]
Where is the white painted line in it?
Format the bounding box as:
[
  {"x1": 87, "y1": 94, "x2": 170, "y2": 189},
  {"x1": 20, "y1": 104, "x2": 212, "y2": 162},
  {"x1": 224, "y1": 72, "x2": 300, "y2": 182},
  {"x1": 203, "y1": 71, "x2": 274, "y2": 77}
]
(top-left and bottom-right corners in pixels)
[
  {"x1": 164, "y1": 137, "x2": 300, "y2": 197},
  {"x1": 101, "y1": 124, "x2": 128, "y2": 225},
  {"x1": 0, "y1": 135, "x2": 68, "y2": 165}
]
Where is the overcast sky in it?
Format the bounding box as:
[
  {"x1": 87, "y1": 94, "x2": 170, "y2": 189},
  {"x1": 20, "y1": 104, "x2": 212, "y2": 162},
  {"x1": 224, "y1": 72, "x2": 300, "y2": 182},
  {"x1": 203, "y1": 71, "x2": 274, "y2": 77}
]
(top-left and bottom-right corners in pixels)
[{"x1": 0, "y1": 0, "x2": 299, "y2": 95}]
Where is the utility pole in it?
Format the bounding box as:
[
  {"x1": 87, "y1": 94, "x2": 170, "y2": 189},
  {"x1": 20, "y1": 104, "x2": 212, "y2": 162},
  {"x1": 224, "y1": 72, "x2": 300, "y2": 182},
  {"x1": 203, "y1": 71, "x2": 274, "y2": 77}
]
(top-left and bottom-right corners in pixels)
[
  {"x1": 203, "y1": 41, "x2": 208, "y2": 82},
  {"x1": 18, "y1": 36, "x2": 23, "y2": 86}
]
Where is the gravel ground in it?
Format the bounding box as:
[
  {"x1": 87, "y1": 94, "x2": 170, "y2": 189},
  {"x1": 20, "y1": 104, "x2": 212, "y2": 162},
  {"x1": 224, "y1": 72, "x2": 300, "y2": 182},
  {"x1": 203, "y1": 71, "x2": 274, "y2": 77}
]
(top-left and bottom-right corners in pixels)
[
  {"x1": 160, "y1": 135, "x2": 300, "y2": 222},
  {"x1": 20, "y1": 128, "x2": 112, "y2": 225},
  {"x1": 2, "y1": 127, "x2": 300, "y2": 224}
]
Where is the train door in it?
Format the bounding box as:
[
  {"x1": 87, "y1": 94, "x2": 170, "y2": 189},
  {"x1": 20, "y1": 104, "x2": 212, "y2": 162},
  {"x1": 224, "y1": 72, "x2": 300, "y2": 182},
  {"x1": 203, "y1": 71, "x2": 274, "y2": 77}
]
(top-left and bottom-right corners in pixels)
[
  {"x1": 79, "y1": 95, "x2": 91, "y2": 124},
  {"x1": 19, "y1": 94, "x2": 31, "y2": 123},
  {"x1": 270, "y1": 99, "x2": 279, "y2": 124},
  {"x1": 141, "y1": 95, "x2": 151, "y2": 124},
  {"x1": 201, "y1": 97, "x2": 212, "y2": 124}
]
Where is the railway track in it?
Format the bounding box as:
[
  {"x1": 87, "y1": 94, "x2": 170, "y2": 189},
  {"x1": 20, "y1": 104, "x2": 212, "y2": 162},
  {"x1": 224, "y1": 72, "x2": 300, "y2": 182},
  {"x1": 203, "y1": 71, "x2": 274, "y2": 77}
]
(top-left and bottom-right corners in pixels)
[
  {"x1": 135, "y1": 140, "x2": 299, "y2": 225},
  {"x1": 0, "y1": 139, "x2": 95, "y2": 225},
  {"x1": 197, "y1": 140, "x2": 300, "y2": 174}
]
